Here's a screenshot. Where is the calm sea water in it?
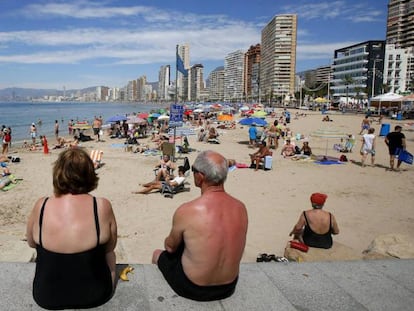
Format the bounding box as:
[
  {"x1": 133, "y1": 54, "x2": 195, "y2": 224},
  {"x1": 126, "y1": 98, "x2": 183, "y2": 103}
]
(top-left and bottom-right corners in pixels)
[{"x1": 0, "y1": 101, "x2": 167, "y2": 144}]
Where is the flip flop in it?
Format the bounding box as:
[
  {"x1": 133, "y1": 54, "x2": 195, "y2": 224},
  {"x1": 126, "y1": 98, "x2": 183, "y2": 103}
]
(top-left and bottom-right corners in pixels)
[{"x1": 256, "y1": 253, "x2": 269, "y2": 262}]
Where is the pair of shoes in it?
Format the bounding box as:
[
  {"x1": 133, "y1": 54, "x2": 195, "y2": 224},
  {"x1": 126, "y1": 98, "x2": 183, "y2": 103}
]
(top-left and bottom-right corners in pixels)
[
  {"x1": 257, "y1": 253, "x2": 289, "y2": 263},
  {"x1": 256, "y1": 253, "x2": 270, "y2": 262}
]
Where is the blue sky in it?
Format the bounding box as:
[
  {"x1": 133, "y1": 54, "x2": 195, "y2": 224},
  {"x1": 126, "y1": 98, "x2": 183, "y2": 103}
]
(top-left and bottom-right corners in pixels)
[{"x1": 0, "y1": 0, "x2": 388, "y2": 90}]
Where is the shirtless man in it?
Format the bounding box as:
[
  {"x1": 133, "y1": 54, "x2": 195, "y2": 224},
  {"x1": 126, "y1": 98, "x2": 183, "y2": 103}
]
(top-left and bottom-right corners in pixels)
[
  {"x1": 249, "y1": 141, "x2": 272, "y2": 171},
  {"x1": 281, "y1": 138, "x2": 296, "y2": 157},
  {"x1": 359, "y1": 116, "x2": 371, "y2": 135},
  {"x1": 92, "y1": 116, "x2": 103, "y2": 142},
  {"x1": 152, "y1": 150, "x2": 248, "y2": 301}
]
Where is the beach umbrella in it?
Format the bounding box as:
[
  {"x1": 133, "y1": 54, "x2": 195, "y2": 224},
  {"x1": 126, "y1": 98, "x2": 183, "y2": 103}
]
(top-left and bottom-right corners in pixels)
[
  {"x1": 217, "y1": 114, "x2": 234, "y2": 122},
  {"x1": 239, "y1": 106, "x2": 250, "y2": 111},
  {"x1": 238, "y1": 117, "x2": 267, "y2": 126},
  {"x1": 310, "y1": 127, "x2": 347, "y2": 155},
  {"x1": 126, "y1": 116, "x2": 146, "y2": 124},
  {"x1": 252, "y1": 110, "x2": 267, "y2": 118},
  {"x1": 149, "y1": 113, "x2": 161, "y2": 118},
  {"x1": 158, "y1": 115, "x2": 170, "y2": 121},
  {"x1": 314, "y1": 97, "x2": 329, "y2": 103},
  {"x1": 106, "y1": 115, "x2": 127, "y2": 123},
  {"x1": 137, "y1": 112, "x2": 149, "y2": 119}
]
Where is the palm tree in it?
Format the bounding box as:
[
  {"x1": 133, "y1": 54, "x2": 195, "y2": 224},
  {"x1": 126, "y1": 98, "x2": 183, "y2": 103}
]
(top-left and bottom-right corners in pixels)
[{"x1": 342, "y1": 75, "x2": 354, "y2": 107}]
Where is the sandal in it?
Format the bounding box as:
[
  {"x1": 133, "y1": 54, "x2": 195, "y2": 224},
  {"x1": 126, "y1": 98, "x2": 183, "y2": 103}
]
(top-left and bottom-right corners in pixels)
[{"x1": 256, "y1": 253, "x2": 269, "y2": 262}]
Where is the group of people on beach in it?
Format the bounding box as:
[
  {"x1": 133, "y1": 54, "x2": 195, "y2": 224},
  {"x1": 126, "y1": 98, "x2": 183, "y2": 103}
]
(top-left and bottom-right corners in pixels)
[
  {"x1": 358, "y1": 115, "x2": 407, "y2": 170},
  {"x1": 25, "y1": 145, "x2": 342, "y2": 309}
]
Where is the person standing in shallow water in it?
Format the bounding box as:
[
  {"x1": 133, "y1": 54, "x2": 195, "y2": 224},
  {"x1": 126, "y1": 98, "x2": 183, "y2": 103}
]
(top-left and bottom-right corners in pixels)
[
  {"x1": 152, "y1": 150, "x2": 248, "y2": 301},
  {"x1": 30, "y1": 123, "x2": 37, "y2": 145}
]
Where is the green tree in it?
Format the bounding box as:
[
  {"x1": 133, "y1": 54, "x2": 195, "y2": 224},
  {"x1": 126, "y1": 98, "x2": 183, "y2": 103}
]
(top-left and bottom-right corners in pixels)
[{"x1": 342, "y1": 75, "x2": 354, "y2": 106}]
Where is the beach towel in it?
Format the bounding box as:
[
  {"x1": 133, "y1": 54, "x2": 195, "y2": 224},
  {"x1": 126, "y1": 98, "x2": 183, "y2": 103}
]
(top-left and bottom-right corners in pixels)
[
  {"x1": 1, "y1": 175, "x2": 21, "y2": 191},
  {"x1": 315, "y1": 160, "x2": 343, "y2": 165}
]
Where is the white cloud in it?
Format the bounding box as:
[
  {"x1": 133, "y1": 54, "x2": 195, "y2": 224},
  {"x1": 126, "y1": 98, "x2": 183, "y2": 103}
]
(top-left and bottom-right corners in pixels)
[{"x1": 282, "y1": 1, "x2": 384, "y2": 22}]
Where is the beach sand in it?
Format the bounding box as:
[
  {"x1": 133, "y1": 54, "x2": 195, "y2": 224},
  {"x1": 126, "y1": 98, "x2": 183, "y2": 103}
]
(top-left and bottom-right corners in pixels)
[{"x1": 1, "y1": 110, "x2": 414, "y2": 263}]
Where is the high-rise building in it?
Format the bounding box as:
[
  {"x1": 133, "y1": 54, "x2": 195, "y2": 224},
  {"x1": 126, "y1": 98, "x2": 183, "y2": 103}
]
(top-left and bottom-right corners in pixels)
[
  {"x1": 331, "y1": 41, "x2": 385, "y2": 99},
  {"x1": 224, "y1": 50, "x2": 245, "y2": 102},
  {"x1": 136, "y1": 76, "x2": 147, "y2": 101},
  {"x1": 245, "y1": 44, "x2": 261, "y2": 102},
  {"x1": 158, "y1": 65, "x2": 171, "y2": 101},
  {"x1": 383, "y1": 44, "x2": 414, "y2": 93},
  {"x1": 177, "y1": 44, "x2": 190, "y2": 102},
  {"x1": 386, "y1": 0, "x2": 414, "y2": 49},
  {"x1": 260, "y1": 14, "x2": 297, "y2": 104},
  {"x1": 189, "y1": 64, "x2": 204, "y2": 102},
  {"x1": 208, "y1": 66, "x2": 225, "y2": 102}
]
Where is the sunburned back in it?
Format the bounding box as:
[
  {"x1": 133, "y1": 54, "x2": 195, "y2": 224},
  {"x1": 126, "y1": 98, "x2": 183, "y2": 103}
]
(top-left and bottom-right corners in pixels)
[{"x1": 181, "y1": 191, "x2": 247, "y2": 286}]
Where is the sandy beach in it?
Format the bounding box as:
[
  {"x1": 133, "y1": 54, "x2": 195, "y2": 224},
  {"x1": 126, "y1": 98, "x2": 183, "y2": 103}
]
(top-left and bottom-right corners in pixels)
[{"x1": 1, "y1": 110, "x2": 414, "y2": 264}]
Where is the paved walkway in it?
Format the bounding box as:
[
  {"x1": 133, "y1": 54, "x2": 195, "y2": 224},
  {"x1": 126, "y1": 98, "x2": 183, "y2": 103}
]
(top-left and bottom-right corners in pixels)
[{"x1": 1, "y1": 259, "x2": 413, "y2": 310}]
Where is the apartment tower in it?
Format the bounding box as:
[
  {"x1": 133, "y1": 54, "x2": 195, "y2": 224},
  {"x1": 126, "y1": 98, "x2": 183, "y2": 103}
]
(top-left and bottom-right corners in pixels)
[
  {"x1": 208, "y1": 66, "x2": 225, "y2": 102},
  {"x1": 177, "y1": 44, "x2": 190, "y2": 102},
  {"x1": 260, "y1": 14, "x2": 297, "y2": 105},
  {"x1": 224, "y1": 50, "x2": 245, "y2": 102},
  {"x1": 158, "y1": 65, "x2": 171, "y2": 102},
  {"x1": 386, "y1": 0, "x2": 414, "y2": 93},
  {"x1": 189, "y1": 64, "x2": 204, "y2": 102},
  {"x1": 245, "y1": 44, "x2": 261, "y2": 102},
  {"x1": 386, "y1": 0, "x2": 414, "y2": 49}
]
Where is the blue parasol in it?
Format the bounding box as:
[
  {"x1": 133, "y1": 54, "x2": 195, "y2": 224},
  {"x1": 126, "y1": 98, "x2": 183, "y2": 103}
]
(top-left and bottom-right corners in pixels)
[
  {"x1": 106, "y1": 115, "x2": 127, "y2": 123},
  {"x1": 238, "y1": 117, "x2": 268, "y2": 126}
]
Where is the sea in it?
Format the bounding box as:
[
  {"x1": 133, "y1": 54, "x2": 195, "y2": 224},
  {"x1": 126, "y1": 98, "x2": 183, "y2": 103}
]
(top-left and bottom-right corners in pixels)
[{"x1": 0, "y1": 101, "x2": 168, "y2": 145}]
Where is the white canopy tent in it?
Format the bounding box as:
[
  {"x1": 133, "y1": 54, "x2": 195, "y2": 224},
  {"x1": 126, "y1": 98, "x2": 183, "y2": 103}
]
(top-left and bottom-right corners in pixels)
[{"x1": 370, "y1": 92, "x2": 404, "y2": 112}]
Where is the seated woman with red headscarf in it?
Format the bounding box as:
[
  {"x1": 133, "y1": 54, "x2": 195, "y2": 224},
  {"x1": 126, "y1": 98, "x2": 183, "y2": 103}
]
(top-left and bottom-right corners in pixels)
[{"x1": 289, "y1": 193, "x2": 339, "y2": 249}]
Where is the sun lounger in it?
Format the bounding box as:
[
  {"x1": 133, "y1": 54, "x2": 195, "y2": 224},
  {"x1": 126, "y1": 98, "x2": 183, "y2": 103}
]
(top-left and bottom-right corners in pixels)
[{"x1": 90, "y1": 150, "x2": 103, "y2": 169}]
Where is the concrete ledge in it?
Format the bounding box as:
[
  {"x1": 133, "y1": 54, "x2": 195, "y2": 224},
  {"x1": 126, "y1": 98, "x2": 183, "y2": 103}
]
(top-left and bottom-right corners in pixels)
[{"x1": 1, "y1": 260, "x2": 414, "y2": 310}]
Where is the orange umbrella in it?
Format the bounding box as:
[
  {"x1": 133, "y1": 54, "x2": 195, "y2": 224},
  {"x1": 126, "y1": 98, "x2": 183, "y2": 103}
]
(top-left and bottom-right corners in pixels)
[{"x1": 218, "y1": 114, "x2": 234, "y2": 122}]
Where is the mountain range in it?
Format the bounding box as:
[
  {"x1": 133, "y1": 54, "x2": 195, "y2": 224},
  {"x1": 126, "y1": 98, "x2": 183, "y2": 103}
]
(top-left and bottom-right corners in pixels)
[{"x1": 0, "y1": 87, "x2": 98, "y2": 101}]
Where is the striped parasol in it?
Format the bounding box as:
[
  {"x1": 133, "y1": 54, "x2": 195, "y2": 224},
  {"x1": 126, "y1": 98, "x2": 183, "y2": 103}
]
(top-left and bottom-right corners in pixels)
[{"x1": 310, "y1": 127, "x2": 347, "y2": 155}]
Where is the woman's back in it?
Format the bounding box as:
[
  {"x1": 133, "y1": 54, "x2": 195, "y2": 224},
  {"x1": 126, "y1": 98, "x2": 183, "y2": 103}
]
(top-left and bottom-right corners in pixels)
[{"x1": 32, "y1": 195, "x2": 113, "y2": 309}]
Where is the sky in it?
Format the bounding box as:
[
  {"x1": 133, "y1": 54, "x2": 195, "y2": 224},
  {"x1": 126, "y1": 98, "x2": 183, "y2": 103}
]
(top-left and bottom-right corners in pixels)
[{"x1": 0, "y1": 0, "x2": 389, "y2": 90}]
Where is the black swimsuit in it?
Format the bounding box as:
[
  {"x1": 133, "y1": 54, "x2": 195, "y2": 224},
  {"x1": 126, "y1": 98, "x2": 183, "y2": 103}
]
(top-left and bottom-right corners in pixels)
[
  {"x1": 33, "y1": 197, "x2": 113, "y2": 310},
  {"x1": 303, "y1": 211, "x2": 333, "y2": 249},
  {"x1": 157, "y1": 243, "x2": 238, "y2": 301}
]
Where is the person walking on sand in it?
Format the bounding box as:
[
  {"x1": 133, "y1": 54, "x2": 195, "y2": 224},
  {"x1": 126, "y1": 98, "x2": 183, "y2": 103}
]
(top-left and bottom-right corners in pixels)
[
  {"x1": 385, "y1": 125, "x2": 406, "y2": 171},
  {"x1": 30, "y1": 123, "x2": 37, "y2": 145},
  {"x1": 41, "y1": 135, "x2": 49, "y2": 155},
  {"x1": 360, "y1": 128, "x2": 376, "y2": 167},
  {"x1": 2, "y1": 128, "x2": 11, "y2": 155},
  {"x1": 152, "y1": 150, "x2": 248, "y2": 301},
  {"x1": 93, "y1": 116, "x2": 103, "y2": 142},
  {"x1": 359, "y1": 115, "x2": 371, "y2": 135}
]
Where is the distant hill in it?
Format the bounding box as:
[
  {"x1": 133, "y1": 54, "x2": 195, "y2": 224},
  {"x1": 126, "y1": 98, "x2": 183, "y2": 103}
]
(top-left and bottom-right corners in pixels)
[{"x1": 0, "y1": 87, "x2": 97, "y2": 101}]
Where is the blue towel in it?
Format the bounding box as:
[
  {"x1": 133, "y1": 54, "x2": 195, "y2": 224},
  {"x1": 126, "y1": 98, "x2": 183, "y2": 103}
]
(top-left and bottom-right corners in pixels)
[{"x1": 315, "y1": 160, "x2": 343, "y2": 165}]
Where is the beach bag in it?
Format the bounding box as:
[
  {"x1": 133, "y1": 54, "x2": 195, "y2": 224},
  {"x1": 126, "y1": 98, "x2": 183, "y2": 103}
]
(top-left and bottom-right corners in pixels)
[
  {"x1": 396, "y1": 148, "x2": 413, "y2": 165},
  {"x1": 289, "y1": 240, "x2": 309, "y2": 252},
  {"x1": 339, "y1": 155, "x2": 348, "y2": 162}
]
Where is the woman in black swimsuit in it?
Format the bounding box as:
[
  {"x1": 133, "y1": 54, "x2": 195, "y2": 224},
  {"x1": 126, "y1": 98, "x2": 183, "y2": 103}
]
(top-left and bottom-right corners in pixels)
[
  {"x1": 289, "y1": 193, "x2": 339, "y2": 249},
  {"x1": 26, "y1": 148, "x2": 118, "y2": 309}
]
